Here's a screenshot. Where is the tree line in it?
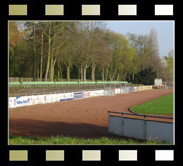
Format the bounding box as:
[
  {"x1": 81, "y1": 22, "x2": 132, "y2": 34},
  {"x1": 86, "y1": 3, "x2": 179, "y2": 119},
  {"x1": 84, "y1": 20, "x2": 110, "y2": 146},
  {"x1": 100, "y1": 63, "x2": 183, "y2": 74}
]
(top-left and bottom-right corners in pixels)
[{"x1": 9, "y1": 21, "x2": 174, "y2": 84}]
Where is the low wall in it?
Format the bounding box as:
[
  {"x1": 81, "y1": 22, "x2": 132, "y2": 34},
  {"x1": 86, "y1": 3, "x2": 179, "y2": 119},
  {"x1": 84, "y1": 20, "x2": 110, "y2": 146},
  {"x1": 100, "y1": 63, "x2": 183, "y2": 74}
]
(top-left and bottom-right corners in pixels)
[
  {"x1": 9, "y1": 85, "x2": 153, "y2": 108},
  {"x1": 108, "y1": 113, "x2": 173, "y2": 143},
  {"x1": 9, "y1": 90, "x2": 105, "y2": 108}
]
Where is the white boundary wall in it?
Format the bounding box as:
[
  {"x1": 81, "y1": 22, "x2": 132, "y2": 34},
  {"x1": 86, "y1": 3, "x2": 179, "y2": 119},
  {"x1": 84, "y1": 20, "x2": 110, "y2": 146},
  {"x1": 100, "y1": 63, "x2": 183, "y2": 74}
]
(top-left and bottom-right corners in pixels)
[
  {"x1": 9, "y1": 85, "x2": 152, "y2": 108},
  {"x1": 9, "y1": 90, "x2": 104, "y2": 108},
  {"x1": 108, "y1": 116, "x2": 173, "y2": 143}
]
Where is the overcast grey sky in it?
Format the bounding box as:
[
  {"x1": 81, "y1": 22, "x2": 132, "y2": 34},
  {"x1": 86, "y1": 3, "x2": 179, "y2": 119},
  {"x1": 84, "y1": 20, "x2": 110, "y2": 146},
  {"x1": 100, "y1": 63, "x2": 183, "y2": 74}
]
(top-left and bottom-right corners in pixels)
[{"x1": 105, "y1": 21, "x2": 174, "y2": 57}]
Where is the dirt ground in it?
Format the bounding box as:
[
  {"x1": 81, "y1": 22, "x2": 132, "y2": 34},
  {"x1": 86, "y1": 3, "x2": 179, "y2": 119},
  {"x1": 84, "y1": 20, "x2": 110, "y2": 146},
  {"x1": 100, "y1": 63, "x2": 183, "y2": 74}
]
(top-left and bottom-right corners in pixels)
[{"x1": 9, "y1": 89, "x2": 173, "y2": 138}]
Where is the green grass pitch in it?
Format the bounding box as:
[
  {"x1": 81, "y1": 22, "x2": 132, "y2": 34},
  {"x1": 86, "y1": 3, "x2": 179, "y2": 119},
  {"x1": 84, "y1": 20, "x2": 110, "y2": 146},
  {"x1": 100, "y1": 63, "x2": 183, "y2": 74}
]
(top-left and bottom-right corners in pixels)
[{"x1": 131, "y1": 93, "x2": 173, "y2": 115}]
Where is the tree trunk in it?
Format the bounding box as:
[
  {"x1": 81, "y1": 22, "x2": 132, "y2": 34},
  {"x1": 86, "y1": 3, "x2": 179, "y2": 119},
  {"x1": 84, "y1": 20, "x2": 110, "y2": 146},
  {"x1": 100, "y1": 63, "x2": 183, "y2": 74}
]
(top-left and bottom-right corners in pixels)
[
  {"x1": 91, "y1": 63, "x2": 96, "y2": 82},
  {"x1": 40, "y1": 29, "x2": 44, "y2": 81},
  {"x1": 60, "y1": 65, "x2": 63, "y2": 81},
  {"x1": 109, "y1": 74, "x2": 113, "y2": 81},
  {"x1": 49, "y1": 46, "x2": 54, "y2": 81},
  {"x1": 53, "y1": 57, "x2": 57, "y2": 78},
  {"x1": 124, "y1": 72, "x2": 127, "y2": 81},
  {"x1": 112, "y1": 67, "x2": 117, "y2": 81},
  {"x1": 49, "y1": 52, "x2": 54, "y2": 81},
  {"x1": 67, "y1": 66, "x2": 70, "y2": 81},
  {"x1": 84, "y1": 67, "x2": 87, "y2": 82},
  {"x1": 77, "y1": 67, "x2": 80, "y2": 82},
  {"x1": 33, "y1": 24, "x2": 37, "y2": 81},
  {"x1": 110, "y1": 68, "x2": 117, "y2": 81},
  {"x1": 80, "y1": 65, "x2": 83, "y2": 82},
  {"x1": 50, "y1": 56, "x2": 57, "y2": 82},
  {"x1": 45, "y1": 35, "x2": 51, "y2": 82},
  {"x1": 102, "y1": 67, "x2": 105, "y2": 81},
  {"x1": 49, "y1": 61, "x2": 56, "y2": 82},
  {"x1": 132, "y1": 73, "x2": 135, "y2": 81},
  {"x1": 57, "y1": 62, "x2": 60, "y2": 81},
  {"x1": 105, "y1": 67, "x2": 109, "y2": 81},
  {"x1": 57, "y1": 61, "x2": 63, "y2": 81},
  {"x1": 37, "y1": 63, "x2": 39, "y2": 81},
  {"x1": 117, "y1": 73, "x2": 120, "y2": 81},
  {"x1": 40, "y1": 56, "x2": 43, "y2": 81}
]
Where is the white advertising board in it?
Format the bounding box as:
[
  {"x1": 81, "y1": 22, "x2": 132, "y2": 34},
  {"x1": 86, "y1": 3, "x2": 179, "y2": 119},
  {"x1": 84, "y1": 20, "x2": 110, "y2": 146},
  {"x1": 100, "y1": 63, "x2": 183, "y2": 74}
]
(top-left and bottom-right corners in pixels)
[
  {"x1": 115, "y1": 88, "x2": 120, "y2": 94},
  {"x1": 133, "y1": 86, "x2": 138, "y2": 92},
  {"x1": 36, "y1": 95, "x2": 45, "y2": 104},
  {"x1": 14, "y1": 96, "x2": 32, "y2": 107},
  {"x1": 99, "y1": 90, "x2": 104, "y2": 96},
  {"x1": 89, "y1": 91, "x2": 95, "y2": 97},
  {"x1": 9, "y1": 97, "x2": 16, "y2": 108},
  {"x1": 95, "y1": 90, "x2": 100, "y2": 96},
  {"x1": 30, "y1": 96, "x2": 38, "y2": 105},
  {"x1": 49, "y1": 94, "x2": 56, "y2": 102},
  {"x1": 54, "y1": 93, "x2": 60, "y2": 102},
  {"x1": 65, "y1": 92, "x2": 74, "y2": 99},
  {"x1": 84, "y1": 91, "x2": 90, "y2": 98},
  {"x1": 44, "y1": 95, "x2": 50, "y2": 103}
]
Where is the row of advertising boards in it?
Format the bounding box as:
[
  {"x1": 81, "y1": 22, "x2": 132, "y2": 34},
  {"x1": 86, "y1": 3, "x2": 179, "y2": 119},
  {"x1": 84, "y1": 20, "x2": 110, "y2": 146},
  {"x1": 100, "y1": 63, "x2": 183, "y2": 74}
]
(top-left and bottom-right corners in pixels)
[
  {"x1": 9, "y1": 90, "x2": 104, "y2": 108},
  {"x1": 9, "y1": 86, "x2": 152, "y2": 108}
]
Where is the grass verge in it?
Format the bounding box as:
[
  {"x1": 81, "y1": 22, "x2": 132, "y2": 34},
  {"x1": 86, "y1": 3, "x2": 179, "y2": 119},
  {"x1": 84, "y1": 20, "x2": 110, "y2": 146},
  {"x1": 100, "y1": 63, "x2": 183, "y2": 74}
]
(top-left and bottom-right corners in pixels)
[{"x1": 9, "y1": 135, "x2": 171, "y2": 145}]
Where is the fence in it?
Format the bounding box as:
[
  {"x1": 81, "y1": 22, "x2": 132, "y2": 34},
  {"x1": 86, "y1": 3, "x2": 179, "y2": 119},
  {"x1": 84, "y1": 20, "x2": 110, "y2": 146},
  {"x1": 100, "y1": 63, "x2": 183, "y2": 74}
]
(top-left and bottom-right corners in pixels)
[
  {"x1": 108, "y1": 111, "x2": 173, "y2": 143},
  {"x1": 153, "y1": 82, "x2": 174, "y2": 89},
  {"x1": 104, "y1": 84, "x2": 116, "y2": 96},
  {"x1": 162, "y1": 82, "x2": 174, "y2": 89},
  {"x1": 103, "y1": 83, "x2": 135, "y2": 96},
  {"x1": 9, "y1": 77, "x2": 130, "y2": 83},
  {"x1": 9, "y1": 81, "x2": 129, "y2": 88},
  {"x1": 9, "y1": 77, "x2": 90, "y2": 82},
  {"x1": 9, "y1": 77, "x2": 35, "y2": 82}
]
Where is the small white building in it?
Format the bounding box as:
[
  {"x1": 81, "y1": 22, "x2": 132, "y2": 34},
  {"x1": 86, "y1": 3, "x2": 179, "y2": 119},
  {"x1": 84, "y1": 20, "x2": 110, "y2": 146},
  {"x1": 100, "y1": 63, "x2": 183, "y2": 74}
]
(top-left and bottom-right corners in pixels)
[{"x1": 154, "y1": 78, "x2": 162, "y2": 86}]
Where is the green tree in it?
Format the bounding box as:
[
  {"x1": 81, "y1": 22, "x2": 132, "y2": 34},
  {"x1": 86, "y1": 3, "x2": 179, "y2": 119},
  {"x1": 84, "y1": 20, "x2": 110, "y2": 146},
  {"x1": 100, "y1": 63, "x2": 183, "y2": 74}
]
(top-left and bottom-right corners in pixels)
[
  {"x1": 105, "y1": 31, "x2": 134, "y2": 81},
  {"x1": 148, "y1": 28, "x2": 163, "y2": 78},
  {"x1": 133, "y1": 67, "x2": 157, "y2": 85},
  {"x1": 166, "y1": 49, "x2": 174, "y2": 81},
  {"x1": 9, "y1": 22, "x2": 22, "y2": 55}
]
